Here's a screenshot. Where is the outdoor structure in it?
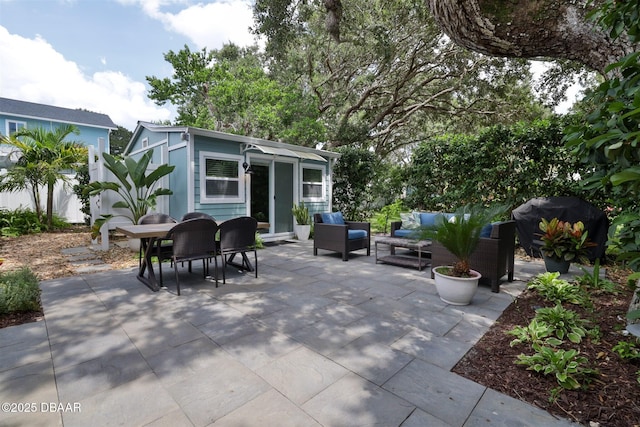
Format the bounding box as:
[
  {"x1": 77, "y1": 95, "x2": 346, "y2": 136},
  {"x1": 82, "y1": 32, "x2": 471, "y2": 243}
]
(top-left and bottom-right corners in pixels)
[
  {"x1": 118, "y1": 122, "x2": 339, "y2": 242},
  {"x1": 0, "y1": 97, "x2": 117, "y2": 222}
]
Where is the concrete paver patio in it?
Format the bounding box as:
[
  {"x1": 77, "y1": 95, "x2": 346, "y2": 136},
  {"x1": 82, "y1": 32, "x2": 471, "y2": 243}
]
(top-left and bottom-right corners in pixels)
[{"x1": 0, "y1": 240, "x2": 580, "y2": 426}]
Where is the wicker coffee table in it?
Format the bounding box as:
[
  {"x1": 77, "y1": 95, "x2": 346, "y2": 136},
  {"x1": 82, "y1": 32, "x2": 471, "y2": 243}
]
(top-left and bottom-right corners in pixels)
[{"x1": 375, "y1": 236, "x2": 431, "y2": 271}]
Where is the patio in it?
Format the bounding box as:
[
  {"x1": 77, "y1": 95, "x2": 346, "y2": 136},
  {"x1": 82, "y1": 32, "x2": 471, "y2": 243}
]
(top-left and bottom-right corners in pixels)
[{"x1": 0, "y1": 240, "x2": 579, "y2": 426}]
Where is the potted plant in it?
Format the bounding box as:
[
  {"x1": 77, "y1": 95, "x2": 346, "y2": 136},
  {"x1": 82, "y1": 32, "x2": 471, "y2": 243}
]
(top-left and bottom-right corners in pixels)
[
  {"x1": 418, "y1": 204, "x2": 506, "y2": 305},
  {"x1": 85, "y1": 151, "x2": 175, "y2": 241},
  {"x1": 538, "y1": 217, "x2": 596, "y2": 273},
  {"x1": 292, "y1": 201, "x2": 311, "y2": 240}
]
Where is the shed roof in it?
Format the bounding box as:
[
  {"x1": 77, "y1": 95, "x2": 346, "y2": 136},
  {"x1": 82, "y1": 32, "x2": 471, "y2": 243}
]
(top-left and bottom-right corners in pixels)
[
  {"x1": 129, "y1": 121, "x2": 339, "y2": 160},
  {"x1": 0, "y1": 97, "x2": 117, "y2": 130}
]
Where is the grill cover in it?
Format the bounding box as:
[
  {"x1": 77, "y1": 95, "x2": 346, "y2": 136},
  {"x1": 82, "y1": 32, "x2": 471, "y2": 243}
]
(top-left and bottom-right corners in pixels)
[{"x1": 511, "y1": 197, "x2": 608, "y2": 261}]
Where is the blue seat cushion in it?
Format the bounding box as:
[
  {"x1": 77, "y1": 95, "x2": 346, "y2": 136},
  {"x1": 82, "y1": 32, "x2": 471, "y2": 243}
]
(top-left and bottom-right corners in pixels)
[
  {"x1": 480, "y1": 223, "x2": 493, "y2": 238},
  {"x1": 321, "y1": 212, "x2": 345, "y2": 225},
  {"x1": 394, "y1": 229, "x2": 415, "y2": 238},
  {"x1": 348, "y1": 229, "x2": 367, "y2": 240}
]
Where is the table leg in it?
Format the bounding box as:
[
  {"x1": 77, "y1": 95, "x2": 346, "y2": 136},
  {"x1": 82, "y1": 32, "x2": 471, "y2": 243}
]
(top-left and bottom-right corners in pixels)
[{"x1": 137, "y1": 237, "x2": 160, "y2": 292}]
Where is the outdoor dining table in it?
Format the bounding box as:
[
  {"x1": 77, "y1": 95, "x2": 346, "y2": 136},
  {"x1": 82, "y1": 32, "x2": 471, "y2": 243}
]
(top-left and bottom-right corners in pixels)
[
  {"x1": 116, "y1": 223, "x2": 176, "y2": 292},
  {"x1": 116, "y1": 220, "x2": 269, "y2": 292}
]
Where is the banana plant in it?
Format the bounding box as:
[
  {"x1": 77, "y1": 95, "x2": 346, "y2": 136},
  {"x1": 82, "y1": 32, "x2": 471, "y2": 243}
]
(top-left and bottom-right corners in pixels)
[{"x1": 85, "y1": 151, "x2": 175, "y2": 239}]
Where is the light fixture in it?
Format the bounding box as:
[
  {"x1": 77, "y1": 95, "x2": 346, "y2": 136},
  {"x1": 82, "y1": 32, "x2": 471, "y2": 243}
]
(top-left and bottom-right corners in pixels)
[{"x1": 242, "y1": 161, "x2": 254, "y2": 175}]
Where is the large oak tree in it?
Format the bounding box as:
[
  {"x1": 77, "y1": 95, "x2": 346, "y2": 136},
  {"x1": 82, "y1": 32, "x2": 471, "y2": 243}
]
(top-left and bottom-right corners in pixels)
[{"x1": 426, "y1": 0, "x2": 634, "y2": 74}]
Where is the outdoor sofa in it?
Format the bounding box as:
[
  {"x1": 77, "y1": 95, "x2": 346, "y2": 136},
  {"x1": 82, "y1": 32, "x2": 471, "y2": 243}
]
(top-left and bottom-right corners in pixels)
[{"x1": 391, "y1": 212, "x2": 516, "y2": 292}]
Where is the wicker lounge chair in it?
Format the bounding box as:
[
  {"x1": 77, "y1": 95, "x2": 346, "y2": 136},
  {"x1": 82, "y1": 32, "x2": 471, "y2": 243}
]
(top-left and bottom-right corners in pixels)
[
  {"x1": 166, "y1": 218, "x2": 219, "y2": 295},
  {"x1": 429, "y1": 220, "x2": 516, "y2": 293},
  {"x1": 313, "y1": 212, "x2": 370, "y2": 261}
]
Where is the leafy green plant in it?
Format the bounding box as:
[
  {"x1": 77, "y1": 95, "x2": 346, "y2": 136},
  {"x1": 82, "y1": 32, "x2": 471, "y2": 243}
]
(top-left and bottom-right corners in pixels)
[
  {"x1": 371, "y1": 200, "x2": 405, "y2": 234},
  {"x1": 507, "y1": 318, "x2": 561, "y2": 347},
  {"x1": 612, "y1": 339, "x2": 640, "y2": 361},
  {"x1": 0, "y1": 267, "x2": 40, "y2": 314},
  {"x1": 515, "y1": 343, "x2": 598, "y2": 391},
  {"x1": 527, "y1": 272, "x2": 590, "y2": 306},
  {"x1": 535, "y1": 305, "x2": 589, "y2": 344},
  {"x1": 0, "y1": 208, "x2": 68, "y2": 237},
  {"x1": 576, "y1": 258, "x2": 618, "y2": 294},
  {"x1": 538, "y1": 217, "x2": 596, "y2": 264},
  {"x1": 85, "y1": 151, "x2": 175, "y2": 238},
  {"x1": 291, "y1": 201, "x2": 310, "y2": 225}
]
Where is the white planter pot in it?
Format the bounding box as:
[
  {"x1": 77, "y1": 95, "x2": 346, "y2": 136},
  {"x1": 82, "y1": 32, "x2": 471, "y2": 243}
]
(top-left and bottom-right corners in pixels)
[
  {"x1": 293, "y1": 224, "x2": 311, "y2": 240},
  {"x1": 128, "y1": 238, "x2": 141, "y2": 252},
  {"x1": 433, "y1": 267, "x2": 481, "y2": 305}
]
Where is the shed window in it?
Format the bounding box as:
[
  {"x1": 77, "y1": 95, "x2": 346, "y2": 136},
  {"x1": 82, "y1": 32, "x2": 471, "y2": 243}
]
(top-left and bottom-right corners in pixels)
[
  {"x1": 200, "y1": 153, "x2": 244, "y2": 203},
  {"x1": 302, "y1": 167, "x2": 324, "y2": 200}
]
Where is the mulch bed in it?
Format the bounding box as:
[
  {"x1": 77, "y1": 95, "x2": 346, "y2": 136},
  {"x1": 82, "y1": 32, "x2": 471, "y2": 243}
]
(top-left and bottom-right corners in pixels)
[{"x1": 453, "y1": 284, "x2": 640, "y2": 427}]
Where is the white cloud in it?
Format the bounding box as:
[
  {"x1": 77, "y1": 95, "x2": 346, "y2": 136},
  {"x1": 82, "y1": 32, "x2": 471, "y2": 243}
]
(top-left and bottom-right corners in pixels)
[
  {"x1": 0, "y1": 26, "x2": 171, "y2": 130},
  {"x1": 124, "y1": 0, "x2": 258, "y2": 49}
]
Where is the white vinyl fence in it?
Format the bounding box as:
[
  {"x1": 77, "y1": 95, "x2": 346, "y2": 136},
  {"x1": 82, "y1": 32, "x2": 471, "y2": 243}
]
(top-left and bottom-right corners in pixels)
[{"x1": 0, "y1": 172, "x2": 85, "y2": 224}]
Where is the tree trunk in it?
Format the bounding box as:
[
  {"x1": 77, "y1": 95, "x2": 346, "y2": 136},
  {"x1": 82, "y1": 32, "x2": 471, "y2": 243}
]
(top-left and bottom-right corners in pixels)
[{"x1": 426, "y1": 0, "x2": 635, "y2": 74}]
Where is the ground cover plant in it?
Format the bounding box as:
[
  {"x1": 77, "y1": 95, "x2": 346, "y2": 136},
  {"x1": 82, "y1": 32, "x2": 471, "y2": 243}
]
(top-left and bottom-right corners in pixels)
[
  {"x1": 0, "y1": 266, "x2": 41, "y2": 325},
  {"x1": 453, "y1": 267, "x2": 640, "y2": 426}
]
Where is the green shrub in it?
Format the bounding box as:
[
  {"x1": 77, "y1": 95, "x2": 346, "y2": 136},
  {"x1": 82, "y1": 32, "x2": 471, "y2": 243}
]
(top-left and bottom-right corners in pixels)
[
  {"x1": 0, "y1": 208, "x2": 69, "y2": 236},
  {"x1": 371, "y1": 200, "x2": 405, "y2": 234},
  {"x1": 0, "y1": 267, "x2": 41, "y2": 314}
]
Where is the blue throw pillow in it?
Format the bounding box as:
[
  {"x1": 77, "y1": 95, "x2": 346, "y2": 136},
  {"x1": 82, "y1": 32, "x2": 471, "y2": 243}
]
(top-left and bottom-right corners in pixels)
[
  {"x1": 419, "y1": 212, "x2": 438, "y2": 227},
  {"x1": 321, "y1": 211, "x2": 345, "y2": 224}
]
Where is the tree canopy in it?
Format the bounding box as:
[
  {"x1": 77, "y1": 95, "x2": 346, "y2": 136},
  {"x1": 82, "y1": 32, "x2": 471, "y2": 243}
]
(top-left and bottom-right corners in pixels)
[
  {"x1": 253, "y1": 0, "x2": 548, "y2": 156},
  {"x1": 146, "y1": 43, "x2": 324, "y2": 146}
]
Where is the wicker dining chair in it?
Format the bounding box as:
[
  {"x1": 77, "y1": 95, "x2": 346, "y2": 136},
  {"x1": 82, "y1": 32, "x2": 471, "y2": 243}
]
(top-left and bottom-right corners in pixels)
[
  {"x1": 218, "y1": 216, "x2": 258, "y2": 284},
  {"x1": 180, "y1": 212, "x2": 218, "y2": 271},
  {"x1": 166, "y1": 218, "x2": 219, "y2": 295},
  {"x1": 181, "y1": 212, "x2": 216, "y2": 222}
]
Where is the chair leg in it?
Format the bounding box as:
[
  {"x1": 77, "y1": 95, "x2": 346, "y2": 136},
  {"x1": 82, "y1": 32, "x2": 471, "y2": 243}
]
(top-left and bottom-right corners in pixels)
[
  {"x1": 174, "y1": 260, "x2": 180, "y2": 296},
  {"x1": 254, "y1": 250, "x2": 258, "y2": 278},
  {"x1": 222, "y1": 254, "x2": 227, "y2": 284},
  {"x1": 213, "y1": 255, "x2": 219, "y2": 288}
]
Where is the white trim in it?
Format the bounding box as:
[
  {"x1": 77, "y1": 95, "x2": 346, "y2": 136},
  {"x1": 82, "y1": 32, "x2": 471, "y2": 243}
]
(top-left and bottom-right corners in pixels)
[
  {"x1": 5, "y1": 120, "x2": 26, "y2": 135},
  {"x1": 199, "y1": 151, "x2": 245, "y2": 204},
  {"x1": 187, "y1": 140, "x2": 194, "y2": 212},
  {"x1": 301, "y1": 164, "x2": 326, "y2": 202}
]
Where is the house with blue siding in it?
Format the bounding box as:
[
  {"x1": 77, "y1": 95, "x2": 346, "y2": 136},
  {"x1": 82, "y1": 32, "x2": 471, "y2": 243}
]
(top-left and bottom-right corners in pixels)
[
  {"x1": 0, "y1": 97, "x2": 117, "y2": 154},
  {"x1": 126, "y1": 121, "x2": 339, "y2": 241},
  {"x1": 0, "y1": 97, "x2": 117, "y2": 222}
]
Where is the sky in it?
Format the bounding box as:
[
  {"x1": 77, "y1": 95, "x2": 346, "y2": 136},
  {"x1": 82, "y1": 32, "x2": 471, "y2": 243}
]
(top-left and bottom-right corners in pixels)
[{"x1": 0, "y1": 0, "x2": 259, "y2": 131}]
